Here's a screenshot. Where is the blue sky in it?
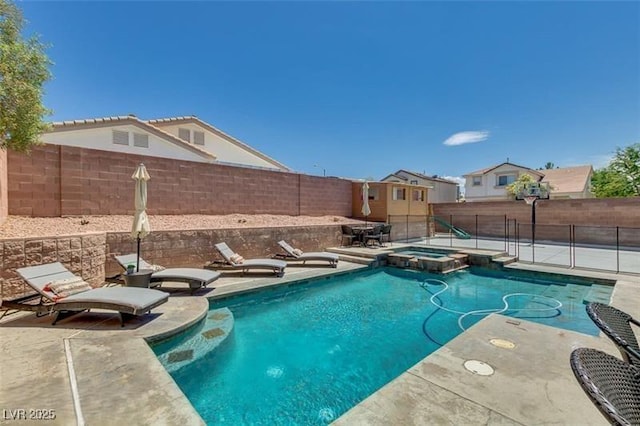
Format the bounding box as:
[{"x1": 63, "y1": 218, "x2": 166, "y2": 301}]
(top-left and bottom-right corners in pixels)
[{"x1": 22, "y1": 1, "x2": 640, "y2": 183}]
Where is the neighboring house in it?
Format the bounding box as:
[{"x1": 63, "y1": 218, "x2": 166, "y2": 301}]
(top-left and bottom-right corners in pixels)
[
  {"x1": 464, "y1": 162, "x2": 593, "y2": 201},
  {"x1": 540, "y1": 165, "x2": 594, "y2": 199},
  {"x1": 381, "y1": 170, "x2": 459, "y2": 203},
  {"x1": 43, "y1": 114, "x2": 290, "y2": 171},
  {"x1": 352, "y1": 181, "x2": 429, "y2": 222}
]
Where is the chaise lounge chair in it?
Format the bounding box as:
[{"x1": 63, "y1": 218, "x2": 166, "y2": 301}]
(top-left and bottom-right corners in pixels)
[
  {"x1": 214, "y1": 242, "x2": 286, "y2": 277},
  {"x1": 8, "y1": 262, "x2": 168, "y2": 326},
  {"x1": 114, "y1": 254, "x2": 221, "y2": 294},
  {"x1": 277, "y1": 240, "x2": 339, "y2": 268}
]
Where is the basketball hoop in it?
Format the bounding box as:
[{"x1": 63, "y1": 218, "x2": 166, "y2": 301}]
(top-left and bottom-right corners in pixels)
[{"x1": 524, "y1": 196, "x2": 538, "y2": 205}]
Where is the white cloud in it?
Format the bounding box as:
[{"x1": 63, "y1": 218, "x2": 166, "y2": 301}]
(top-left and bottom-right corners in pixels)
[{"x1": 443, "y1": 130, "x2": 490, "y2": 146}]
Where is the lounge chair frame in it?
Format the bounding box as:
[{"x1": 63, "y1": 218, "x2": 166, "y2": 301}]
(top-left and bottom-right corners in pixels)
[
  {"x1": 214, "y1": 243, "x2": 286, "y2": 276},
  {"x1": 6, "y1": 262, "x2": 168, "y2": 326},
  {"x1": 276, "y1": 240, "x2": 338, "y2": 268},
  {"x1": 114, "y1": 254, "x2": 221, "y2": 295}
]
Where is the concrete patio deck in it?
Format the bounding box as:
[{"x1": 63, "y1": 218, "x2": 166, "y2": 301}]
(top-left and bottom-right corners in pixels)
[{"x1": 0, "y1": 258, "x2": 638, "y2": 425}]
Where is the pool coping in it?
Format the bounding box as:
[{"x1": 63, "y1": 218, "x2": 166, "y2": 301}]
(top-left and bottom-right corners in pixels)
[{"x1": 1, "y1": 261, "x2": 638, "y2": 425}]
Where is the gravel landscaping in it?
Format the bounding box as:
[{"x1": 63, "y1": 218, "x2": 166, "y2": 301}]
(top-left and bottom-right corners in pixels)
[{"x1": 0, "y1": 214, "x2": 364, "y2": 239}]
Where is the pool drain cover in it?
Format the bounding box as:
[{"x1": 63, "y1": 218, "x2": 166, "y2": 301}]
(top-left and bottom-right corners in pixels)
[
  {"x1": 464, "y1": 360, "x2": 494, "y2": 376},
  {"x1": 489, "y1": 338, "x2": 516, "y2": 349}
]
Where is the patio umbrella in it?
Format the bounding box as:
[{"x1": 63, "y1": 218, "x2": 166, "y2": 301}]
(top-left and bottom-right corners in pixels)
[
  {"x1": 131, "y1": 163, "x2": 151, "y2": 272},
  {"x1": 361, "y1": 181, "x2": 371, "y2": 226}
]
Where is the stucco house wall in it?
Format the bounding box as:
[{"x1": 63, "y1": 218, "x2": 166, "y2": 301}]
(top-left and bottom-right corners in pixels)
[
  {"x1": 153, "y1": 122, "x2": 283, "y2": 170},
  {"x1": 465, "y1": 164, "x2": 541, "y2": 202},
  {"x1": 44, "y1": 124, "x2": 211, "y2": 163},
  {"x1": 382, "y1": 170, "x2": 458, "y2": 203}
]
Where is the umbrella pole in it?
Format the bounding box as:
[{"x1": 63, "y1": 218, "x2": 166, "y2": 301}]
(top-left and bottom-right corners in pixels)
[{"x1": 136, "y1": 235, "x2": 141, "y2": 272}]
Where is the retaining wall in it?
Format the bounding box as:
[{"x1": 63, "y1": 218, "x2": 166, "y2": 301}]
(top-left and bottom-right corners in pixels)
[
  {"x1": 1, "y1": 232, "x2": 106, "y2": 298},
  {"x1": 1, "y1": 225, "x2": 343, "y2": 299},
  {"x1": 8, "y1": 144, "x2": 352, "y2": 217}
]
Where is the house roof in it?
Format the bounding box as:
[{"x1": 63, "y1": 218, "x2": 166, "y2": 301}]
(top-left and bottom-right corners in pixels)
[
  {"x1": 48, "y1": 115, "x2": 217, "y2": 161},
  {"x1": 540, "y1": 165, "x2": 593, "y2": 194},
  {"x1": 464, "y1": 162, "x2": 545, "y2": 178},
  {"x1": 382, "y1": 170, "x2": 459, "y2": 185},
  {"x1": 147, "y1": 116, "x2": 290, "y2": 171}
]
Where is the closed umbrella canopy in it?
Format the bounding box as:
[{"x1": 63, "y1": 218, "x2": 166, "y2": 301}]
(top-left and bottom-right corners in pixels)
[
  {"x1": 361, "y1": 181, "x2": 371, "y2": 218},
  {"x1": 131, "y1": 163, "x2": 151, "y2": 271}
]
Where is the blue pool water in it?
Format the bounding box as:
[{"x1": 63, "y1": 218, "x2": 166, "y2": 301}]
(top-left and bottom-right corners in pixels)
[{"x1": 153, "y1": 267, "x2": 612, "y2": 425}]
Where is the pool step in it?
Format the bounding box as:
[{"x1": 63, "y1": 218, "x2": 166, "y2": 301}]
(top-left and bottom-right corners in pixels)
[
  {"x1": 582, "y1": 285, "x2": 612, "y2": 305},
  {"x1": 493, "y1": 256, "x2": 517, "y2": 266},
  {"x1": 157, "y1": 307, "x2": 234, "y2": 373}
]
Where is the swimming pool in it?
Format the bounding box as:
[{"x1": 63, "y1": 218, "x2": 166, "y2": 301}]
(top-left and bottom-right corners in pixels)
[{"x1": 153, "y1": 267, "x2": 613, "y2": 425}]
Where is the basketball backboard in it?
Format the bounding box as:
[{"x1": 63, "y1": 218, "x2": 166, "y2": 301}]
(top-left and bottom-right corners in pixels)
[{"x1": 515, "y1": 182, "x2": 550, "y2": 200}]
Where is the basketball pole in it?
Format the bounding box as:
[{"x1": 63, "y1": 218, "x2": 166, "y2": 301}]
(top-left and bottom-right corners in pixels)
[{"x1": 531, "y1": 198, "x2": 537, "y2": 249}]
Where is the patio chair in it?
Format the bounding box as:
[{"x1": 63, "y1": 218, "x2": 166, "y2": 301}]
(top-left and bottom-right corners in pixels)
[
  {"x1": 364, "y1": 224, "x2": 385, "y2": 247},
  {"x1": 114, "y1": 254, "x2": 221, "y2": 295},
  {"x1": 570, "y1": 347, "x2": 640, "y2": 426},
  {"x1": 214, "y1": 242, "x2": 286, "y2": 277},
  {"x1": 7, "y1": 262, "x2": 168, "y2": 326},
  {"x1": 380, "y1": 224, "x2": 392, "y2": 246},
  {"x1": 586, "y1": 302, "x2": 640, "y2": 365},
  {"x1": 277, "y1": 240, "x2": 339, "y2": 267},
  {"x1": 341, "y1": 225, "x2": 356, "y2": 246}
]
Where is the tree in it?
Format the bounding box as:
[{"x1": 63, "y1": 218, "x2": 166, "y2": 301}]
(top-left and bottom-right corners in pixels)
[
  {"x1": 0, "y1": 0, "x2": 52, "y2": 152},
  {"x1": 506, "y1": 173, "x2": 537, "y2": 197},
  {"x1": 592, "y1": 143, "x2": 640, "y2": 197},
  {"x1": 541, "y1": 162, "x2": 556, "y2": 170}
]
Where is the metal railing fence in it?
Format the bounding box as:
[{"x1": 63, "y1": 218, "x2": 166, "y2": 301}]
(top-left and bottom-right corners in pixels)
[{"x1": 385, "y1": 214, "x2": 639, "y2": 275}]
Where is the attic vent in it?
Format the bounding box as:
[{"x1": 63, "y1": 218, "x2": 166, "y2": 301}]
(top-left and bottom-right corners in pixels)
[
  {"x1": 112, "y1": 130, "x2": 129, "y2": 145},
  {"x1": 133, "y1": 133, "x2": 149, "y2": 148},
  {"x1": 193, "y1": 131, "x2": 205, "y2": 145},
  {"x1": 178, "y1": 128, "x2": 191, "y2": 142}
]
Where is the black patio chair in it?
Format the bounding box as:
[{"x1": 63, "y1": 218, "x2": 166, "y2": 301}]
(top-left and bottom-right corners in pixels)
[
  {"x1": 364, "y1": 224, "x2": 384, "y2": 247},
  {"x1": 380, "y1": 224, "x2": 392, "y2": 246},
  {"x1": 341, "y1": 225, "x2": 355, "y2": 246},
  {"x1": 586, "y1": 302, "x2": 640, "y2": 366},
  {"x1": 570, "y1": 348, "x2": 640, "y2": 426}
]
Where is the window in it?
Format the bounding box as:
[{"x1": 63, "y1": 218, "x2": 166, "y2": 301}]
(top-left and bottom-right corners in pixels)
[
  {"x1": 392, "y1": 187, "x2": 406, "y2": 201},
  {"x1": 193, "y1": 131, "x2": 205, "y2": 145},
  {"x1": 410, "y1": 179, "x2": 418, "y2": 185},
  {"x1": 112, "y1": 130, "x2": 129, "y2": 145},
  {"x1": 178, "y1": 128, "x2": 191, "y2": 142},
  {"x1": 472, "y1": 176, "x2": 482, "y2": 186},
  {"x1": 413, "y1": 189, "x2": 425, "y2": 201},
  {"x1": 368, "y1": 187, "x2": 379, "y2": 201},
  {"x1": 133, "y1": 133, "x2": 149, "y2": 148},
  {"x1": 497, "y1": 174, "x2": 516, "y2": 186}
]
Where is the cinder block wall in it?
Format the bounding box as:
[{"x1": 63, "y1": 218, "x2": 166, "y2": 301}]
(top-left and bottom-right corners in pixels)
[
  {"x1": 1, "y1": 233, "x2": 106, "y2": 298},
  {"x1": 433, "y1": 199, "x2": 640, "y2": 228},
  {"x1": 433, "y1": 199, "x2": 640, "y2": 245},
  {"x1": 8, "y1": 145, "x2": 352, "y2": 217},
  {"x1": 0, "y1": 225, "x2": 344, "y2": 299}
]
